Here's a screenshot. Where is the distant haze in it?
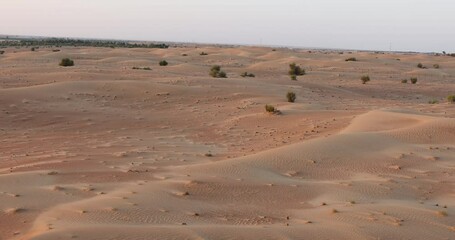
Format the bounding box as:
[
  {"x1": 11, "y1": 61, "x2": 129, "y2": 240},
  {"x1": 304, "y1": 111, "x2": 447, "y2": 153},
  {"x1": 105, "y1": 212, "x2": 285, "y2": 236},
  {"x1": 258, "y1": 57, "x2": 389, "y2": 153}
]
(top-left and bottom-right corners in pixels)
[{"x1": 2, "y1": 0, "x2": 454, "y2": 52}]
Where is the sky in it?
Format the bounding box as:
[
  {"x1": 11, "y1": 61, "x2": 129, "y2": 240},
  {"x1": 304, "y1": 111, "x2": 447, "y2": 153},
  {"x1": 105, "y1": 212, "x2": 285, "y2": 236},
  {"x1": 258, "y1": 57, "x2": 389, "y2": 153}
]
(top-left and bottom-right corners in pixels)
[{"x1": 1, "y1": 0, "x2": 454, "y2": 52}]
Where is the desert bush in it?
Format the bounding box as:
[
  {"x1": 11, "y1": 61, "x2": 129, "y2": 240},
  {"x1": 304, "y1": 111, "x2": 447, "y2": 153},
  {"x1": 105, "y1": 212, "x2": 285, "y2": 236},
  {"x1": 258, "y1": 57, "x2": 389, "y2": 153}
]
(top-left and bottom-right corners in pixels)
[
  {"x1": 286, "y1": 92, "x2": 296, "y2": 103},
  {"x1": 448, "y1": 95, "x2": 455, "y2": 103},
  {"x1": 159, "y1": 60, "x2": 168, "y2": 66},
  {"x1": 401, "y1": 79, "x2": 408, "y2": 83},
  {"x1": 410, "y1": 77, "x2": 418, "y2": 84},
  {"x1": 289, "y1": 63, "x2": 305, "y2": 77},
  {"x1": 182, "y1": 54, "x2": 188, "y2": 56},
  {"x1": 0, "y1": 50, "x2": 4, "y2": 54},
  {"x1": 52, "y1": 49, "x2": 60, "y2": 52},
  {"x1": 31, "y1": 47, "x2": 35, "y2": 51},
  {"x1": 210, "y1": 65, "x2": 227, "y2": 78},
  {"x1": 417, "y1": 63, "x2": 424, "y2": 68},
  {"x1": 59, "y1": 58, "x2": 74, "y2": 67},
  {"x1": 132, "y1": 66, "x2": 152, "y2": 70},
  {"x1": 361, "y1": 75, "x2": 370, "y2": 84},
  {"x1": 265, "y1": 104, "x2": 276, "y2": 113},
  {"x1": 200, "y1": 52, "x2": 208, "y2": 56},
  {"x1": 240, "y1": 72, "x2": 255, "y2": 77},
  {"x1": 345, "y1": 57, "x2": 357, "y2": 62},
  {"x1": 433, "y1": 64, "x2": 440, "y2": 69},
  {"x1": 290, "y1": 75, "x2": 297, "y2": 80},
  {"x1": 428, "y1": 99, "x2": 439, "y2": 104}
]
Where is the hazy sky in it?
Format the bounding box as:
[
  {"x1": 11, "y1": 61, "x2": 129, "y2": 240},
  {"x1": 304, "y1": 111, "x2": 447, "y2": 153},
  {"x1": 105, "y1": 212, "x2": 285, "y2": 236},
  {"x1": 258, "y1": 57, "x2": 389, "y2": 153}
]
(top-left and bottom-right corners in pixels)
[{"x1": 2, "y1": 0, "x2": 454, "y2": 52}]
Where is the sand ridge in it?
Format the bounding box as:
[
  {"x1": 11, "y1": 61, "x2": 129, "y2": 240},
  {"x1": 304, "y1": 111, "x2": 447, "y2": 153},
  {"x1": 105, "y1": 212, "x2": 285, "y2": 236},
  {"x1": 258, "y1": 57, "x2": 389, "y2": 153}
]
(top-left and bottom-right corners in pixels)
[{"x1": 0, "y1": 46, "x2": 454, "y2": 239}]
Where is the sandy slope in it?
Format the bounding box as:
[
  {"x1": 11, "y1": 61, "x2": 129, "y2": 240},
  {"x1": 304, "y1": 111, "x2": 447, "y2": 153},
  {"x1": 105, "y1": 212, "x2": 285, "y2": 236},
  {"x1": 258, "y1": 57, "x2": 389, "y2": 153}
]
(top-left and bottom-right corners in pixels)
[{"x1": 0, "y1": 46, "x2": 454, "y2": 240}]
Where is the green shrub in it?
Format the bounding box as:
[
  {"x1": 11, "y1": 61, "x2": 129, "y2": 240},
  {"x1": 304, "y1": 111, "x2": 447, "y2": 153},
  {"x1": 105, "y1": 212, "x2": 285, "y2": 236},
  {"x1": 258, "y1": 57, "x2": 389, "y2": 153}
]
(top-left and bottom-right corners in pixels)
[
  {"x1": 410, "y1": 77, "x2": 418, "y2": 84},
  {"x1": 428, "y1": 99, "x2": 439, "y2": 104},
  {"x1": 159, "y1": 60, "x2": 168, "y2": 66},
  {"x1": 401, "y1": 79, "x2": 408, "y2": 83},
  {"x1": 217, "y1": 71, "x2": 227, "y2": 78},
  {"x1": 265, "y1": 104, "x2": 276, "y2": 113},
  {"x1": 289, "y1": 63, "x2": 305, "y2": 77},
  {"x1": 417, "y1": 63, "x2": 423, "y2": 68},
  {"x1": 200, "y1": 52, "x2": 208, "y2": 56},
  {"x1": 240, "y1": 72, "x2": 255, "y2": 77},
  {"x1": 290, "y1": 75, "x2": 297, "y2": 80},
  {"x1": 361, "y1": 75, "x2": 370, "y2": 84},
  {"x1": 433, "y1": 64, "x2": 440, "y2": 69},
  {"x1": 132, "y1": 66, "x2": 152, "y2": 70},
  {"x1": 345, "y1": 57, "x2": 357, "y2": 62},
  {"x1": 448, "y1": 95, "x2": 455, "y2": 103},
  {"x1": 286, "y1": 92, "x2": 296, "y2": 103},
  {"x1": 210, "y1": 65, "x2": 227, "y2": 78},
  {"x1": 59, "y1": 58, "x2": 74, "y2": 67}
]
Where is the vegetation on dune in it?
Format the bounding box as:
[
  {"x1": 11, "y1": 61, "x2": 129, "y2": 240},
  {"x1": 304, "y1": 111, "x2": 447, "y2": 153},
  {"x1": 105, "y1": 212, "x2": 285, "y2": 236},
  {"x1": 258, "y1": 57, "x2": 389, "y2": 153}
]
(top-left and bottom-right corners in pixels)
[
  {"x1": 288, "y1": 63, "x2": 305, "y2": 80},
  {"x1": 361, "y1": 75, "x2": 370, "y2": 84},
  {"x1": 159, "y1": 60, "x2": 168, "y2": 66},
  {"x1": 401, "y1": 79, "x2": 408, "y2": 83},
  {"x1": 240, "y1": 72, "x2": 255, "y2": 78},
  {"x1": 448, "y1": 95, "x2": 455, "y2": 103},
  {"x1": 0, "y1": 37, "x2": 169, "y2": 49},
  {"x1": 200, "y1": 52, "x2": 208, "y2": 56},
  {"x1": 59, "y1": 58, "x2": 74, "y2": 67},
  {"x1": 417, "y1": 63, "x2": 424, "y2": 69},
  {"x1": 345, "y1": 57, "x2": 357, "y2": 62},
  {"x1": 132, "y1": 66, "x2": 152, "y2": 70},
  {"x1": 410, "y1": 77, "x2": 418, "y2": 84},
  {"x1": 210, "y1": 65, "x2": 227, "y2": 78},
  {"x1": 286, "y1": 91, "x2": 296, "y2": 103},
  {"x1": 265, "y1": 104, "x2": 277, "y2": 113},
  {"x1": 433, "y1": 64, "x2": 440, "y2": 69}
]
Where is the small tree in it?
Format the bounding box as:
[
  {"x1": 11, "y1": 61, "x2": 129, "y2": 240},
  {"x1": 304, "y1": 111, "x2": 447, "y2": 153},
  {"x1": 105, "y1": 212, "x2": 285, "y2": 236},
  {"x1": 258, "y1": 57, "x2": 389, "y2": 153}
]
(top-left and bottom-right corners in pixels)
[
  {"x1": 361, "y1": 75, "x2": 370, "y2": 84},
  {"x1": 59, "y1": 58, "x2": 74, "y2": 67},
  {"x1": 410, "y1": 77, "x2": 418, "y2": 84},
  {"x1": 286, "y1": 92, "x2": 296, "y2": 103},
  {"x1": 265, "y1": 104, "x2": 276, "y2": 113},
  {"x1": 159, "y1": 60, "x2": 168, "y2": 66},
  {"x1": 289, "y1": 63, "x2": 305, "y2": 77},
  {"x1": 210, "y1": 65, "x2": 227, "y2": 78}
]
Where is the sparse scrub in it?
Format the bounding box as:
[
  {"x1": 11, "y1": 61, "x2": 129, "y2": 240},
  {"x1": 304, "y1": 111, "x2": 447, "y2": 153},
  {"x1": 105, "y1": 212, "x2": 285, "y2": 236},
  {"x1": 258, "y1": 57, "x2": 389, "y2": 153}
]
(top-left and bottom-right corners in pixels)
[
  {"x1": 0, "y1": 50, "x2": 4, "y2": 54},
  {"x1": 265, "y1": 104, "x2": 280, "y2": 114},
  {"x1": 448, "y1": 95, "x2": 455, "y2": 103},
  {"x1": 240, "y1": 72, "x2": 255, "y2": 78},
  {"x1": 286, "y1": 92, "x2": 296, "y2": 103},
  {"x1": 417, "y1": 63, "x2": 424, "y2": 69},
  {"x1": 361, "y1": 75, "x2": 370, "y2": 84},
  {"x1": 209, "y1": 65, "x2": 227, "y2": 78},
  {"x1": 200, "y1": 52, "x2": 208, "y2": 56},
  {"x1": 428, "y1": 99, "x2": 439, "y2": 104},
  {"x1": 345, "y1": 57, "x2": 357, "y2": 62},
  {"x1": 132, "y1": 66, "x2": 152, "y2": 70},
  {"x1": 410, "y1": 77, "x2": 418, "y2": 84},
  {"x1": 59, "y1": 58, "x2": 74, "y2": 67},
  {"x1": 433, "y1": 64, "x2": 440, "y2": 69},
  {"x1": 159, "y1": 60, "x2": 168, "y2": 66},
  {"x1": 401, "y1": 79, "x2": 408, "y2": 83},
  {"x1": 288, "y1": 63, "x2": 305, "y2": 80}
]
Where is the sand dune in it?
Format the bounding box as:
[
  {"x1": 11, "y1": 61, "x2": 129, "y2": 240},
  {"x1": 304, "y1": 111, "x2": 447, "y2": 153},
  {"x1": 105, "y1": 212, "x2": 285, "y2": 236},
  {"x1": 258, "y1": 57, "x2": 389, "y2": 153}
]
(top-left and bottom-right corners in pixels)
[{"x1": 0, "y1": 46, "x2": 454, "y2": 239}]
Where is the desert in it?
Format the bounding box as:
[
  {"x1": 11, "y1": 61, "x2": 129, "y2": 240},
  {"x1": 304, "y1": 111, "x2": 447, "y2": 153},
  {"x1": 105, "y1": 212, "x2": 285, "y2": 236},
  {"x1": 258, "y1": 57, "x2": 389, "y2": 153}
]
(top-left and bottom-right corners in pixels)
[{"x1": 0, "y1": 44, "x2": 454, "y2": 240}]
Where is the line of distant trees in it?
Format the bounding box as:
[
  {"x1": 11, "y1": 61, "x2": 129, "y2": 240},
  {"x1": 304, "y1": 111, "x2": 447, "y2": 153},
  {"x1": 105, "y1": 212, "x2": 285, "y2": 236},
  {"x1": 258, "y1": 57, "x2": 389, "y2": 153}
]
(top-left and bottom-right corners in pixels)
[{"x1": 0, "y1": 37, "x2": 169, "y2": 49}]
